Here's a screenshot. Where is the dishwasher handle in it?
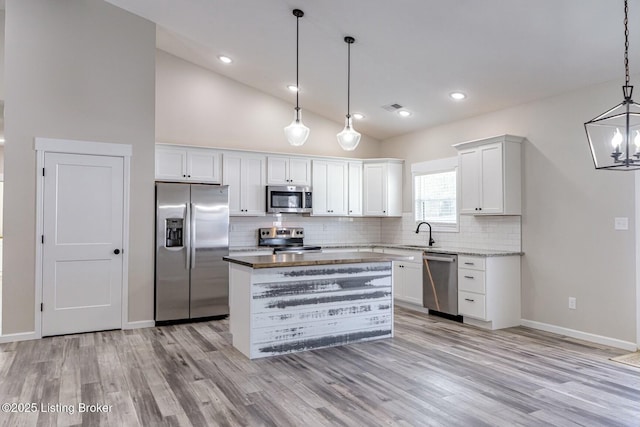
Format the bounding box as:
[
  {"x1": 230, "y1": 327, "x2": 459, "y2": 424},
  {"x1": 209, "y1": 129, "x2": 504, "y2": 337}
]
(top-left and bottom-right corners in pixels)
[{"x1": 423, "y1": 254, "x2": 457, "y2": 263}]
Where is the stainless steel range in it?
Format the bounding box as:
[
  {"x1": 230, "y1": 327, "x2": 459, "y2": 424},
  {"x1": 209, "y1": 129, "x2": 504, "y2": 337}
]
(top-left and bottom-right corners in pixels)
[{"x1": 258, "y1": 227, "x2": 322, "y2": 254}]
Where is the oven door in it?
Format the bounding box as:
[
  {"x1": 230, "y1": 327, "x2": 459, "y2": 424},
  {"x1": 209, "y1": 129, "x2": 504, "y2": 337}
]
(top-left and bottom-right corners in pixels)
[{"x1": 267, "y1": 186, "x2": 311, "y2": 213}]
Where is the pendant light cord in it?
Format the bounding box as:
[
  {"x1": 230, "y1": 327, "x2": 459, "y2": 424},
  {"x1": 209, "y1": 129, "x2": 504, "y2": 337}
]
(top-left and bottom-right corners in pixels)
[
  {"x1": 625, "y1": 0, "x2": 630, "y2": 87},
  {"x1": 295, "y1": 12, "x2": 300, "y2": 120},
  {"x1": 347, "y1": 40, "x2": 351, "y2": 118}
]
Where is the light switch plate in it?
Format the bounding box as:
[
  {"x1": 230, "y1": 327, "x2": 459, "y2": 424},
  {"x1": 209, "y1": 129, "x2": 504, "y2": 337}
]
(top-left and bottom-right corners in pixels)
[{"x1": 614, "y1": 217, "x2": 629, "y2": 230}]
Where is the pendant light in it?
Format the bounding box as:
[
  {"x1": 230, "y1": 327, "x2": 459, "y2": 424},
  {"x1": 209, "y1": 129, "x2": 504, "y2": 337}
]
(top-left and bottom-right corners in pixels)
[
  {"x1": 284, "y1": 9, "x2": 310, "y2": 147},
  {"x1": 337, "y1": 36, "x2": 361, "y2": 151},
  {"x1": 585, "y1": 0, "x2": 640, "y2": 170}
]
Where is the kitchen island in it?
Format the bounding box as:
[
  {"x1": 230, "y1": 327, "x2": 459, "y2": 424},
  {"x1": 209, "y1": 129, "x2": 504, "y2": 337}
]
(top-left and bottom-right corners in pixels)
[{"x1": 223, "y1": 251, "x2": 412, "y2": 359}]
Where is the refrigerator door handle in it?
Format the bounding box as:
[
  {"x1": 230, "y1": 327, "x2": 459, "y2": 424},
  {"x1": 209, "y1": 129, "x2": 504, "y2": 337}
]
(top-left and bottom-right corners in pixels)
[
  {"x1": 185, "y1": 202, "x2": 191, "y2": 270},
  {"x1": 190, "y1": 202, "x2": 196, "y2": 269}
]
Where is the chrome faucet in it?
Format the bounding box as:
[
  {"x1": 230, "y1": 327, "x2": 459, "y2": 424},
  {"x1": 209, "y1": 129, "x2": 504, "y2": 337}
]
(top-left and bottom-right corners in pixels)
[{"x1": 415, "y1": 221, "x2": 435, "y2": 247}]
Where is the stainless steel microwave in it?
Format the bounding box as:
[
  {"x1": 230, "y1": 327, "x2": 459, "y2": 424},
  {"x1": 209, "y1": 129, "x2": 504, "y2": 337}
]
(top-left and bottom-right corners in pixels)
[{"x1": 266, "y1": 186, "x2": 312, "y2": 214}]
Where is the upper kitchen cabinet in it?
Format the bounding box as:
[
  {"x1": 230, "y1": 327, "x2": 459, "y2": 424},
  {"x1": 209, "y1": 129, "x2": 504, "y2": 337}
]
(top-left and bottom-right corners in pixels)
[
  {"x1": 347, "y1": 161, "x2": 363, "y2": 216},
  {"x1": 267, "y1": 156, "x2": 311, "y2": 186},
  {"x1": 363, "y1": 160, "x2": 403, "y2": 217},
  {"x1": 156, "y1": 144, "x2": 222, "y2": 184},
  {"x1": 454, "y1": 135, "x2": 524, "y2": 215},
  {"x1": 223, "y1": 152, "x2": 266, "y2": 216},
  {"x1": 156, "y1": 145, "x2": 222, "y2": 184},
  {"x1": 312, "y1": 160, "x2": 348, "y2": 216}
]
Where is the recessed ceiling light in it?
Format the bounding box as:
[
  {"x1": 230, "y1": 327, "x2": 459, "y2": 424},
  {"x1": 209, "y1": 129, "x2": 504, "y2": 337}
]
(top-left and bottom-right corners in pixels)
[
  {"x1": 287, "y1": 85, "x2": 299, "y2": 92},
  {"x1": 450, "y1": 92, "x2": 466, "y2": 100},
  {"x1": 218, "y1": 55, "x2": 233, "y2": 64},
  {"x1": 352, "y1": 113, "x2": 365, "y2": 120},
  {"x1": 398, "y1": 110, "x2": 412, "y2": 117}
]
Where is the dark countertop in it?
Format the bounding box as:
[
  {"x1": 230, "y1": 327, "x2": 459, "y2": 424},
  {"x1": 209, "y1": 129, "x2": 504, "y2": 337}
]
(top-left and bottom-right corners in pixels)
[
  {"x1": 223, "y1": 251, "x2": 413, "y2": 269},
  {"x1": 229, "y1": 244, "x2": 523, "y2": 257}
]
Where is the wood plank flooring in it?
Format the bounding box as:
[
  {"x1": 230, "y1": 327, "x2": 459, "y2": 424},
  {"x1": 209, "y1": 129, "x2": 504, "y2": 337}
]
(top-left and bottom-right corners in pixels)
[{"x1": 0, "y1": 306, "x2": 638, "y2": 426}]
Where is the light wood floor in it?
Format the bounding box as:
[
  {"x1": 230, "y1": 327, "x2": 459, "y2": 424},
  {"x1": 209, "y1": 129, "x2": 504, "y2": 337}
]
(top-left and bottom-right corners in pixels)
[{"x1": 0, "y1": 307, "x2": 638, "y2": 427}]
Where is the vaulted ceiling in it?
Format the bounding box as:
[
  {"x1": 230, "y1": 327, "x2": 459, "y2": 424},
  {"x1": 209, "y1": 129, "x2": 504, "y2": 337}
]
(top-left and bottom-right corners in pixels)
[{"x1": 106, "y1": 0, "x2": 630, "y2": 140}]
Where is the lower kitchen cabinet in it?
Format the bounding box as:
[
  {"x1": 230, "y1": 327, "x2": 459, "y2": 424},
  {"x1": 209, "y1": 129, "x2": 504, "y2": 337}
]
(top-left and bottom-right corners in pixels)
[
  {"x1": 457, "y1": 254, "x2": 520, "y2": 330},
  {"x1": 384, "y1": 248, "x2": 423, "y2": 305}
]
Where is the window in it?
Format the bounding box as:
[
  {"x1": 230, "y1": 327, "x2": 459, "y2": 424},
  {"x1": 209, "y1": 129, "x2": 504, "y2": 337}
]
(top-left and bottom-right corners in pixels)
[{"x1": 412, "y1": 157, "x2": 458, "y2": 231}]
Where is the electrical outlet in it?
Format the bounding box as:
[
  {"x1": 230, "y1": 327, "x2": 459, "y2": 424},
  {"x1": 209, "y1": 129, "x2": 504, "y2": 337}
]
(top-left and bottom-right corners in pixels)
[
  {"x1": 614, "y1": 217, "x2": 629, "y2": 230},
  {"x1": 568, "y1": 297, "x2": 577, "y2": 310}
]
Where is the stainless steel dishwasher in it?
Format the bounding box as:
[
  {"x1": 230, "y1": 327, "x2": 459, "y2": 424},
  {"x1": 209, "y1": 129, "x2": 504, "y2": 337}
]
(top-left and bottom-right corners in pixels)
[{"x1": 422, "y1": 252, "x2": 459, "y2": 316}]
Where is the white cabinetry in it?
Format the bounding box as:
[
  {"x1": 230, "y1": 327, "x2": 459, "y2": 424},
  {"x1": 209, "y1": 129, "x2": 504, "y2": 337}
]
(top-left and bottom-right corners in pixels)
[
  {"x1": 156, "y1": 145, "x2": 221, "y2": 183},
  {"x1": 223, "y1": 152, "x2": 266, "y2": 216},
  {"x1": 363, "y1": 160, "x2": 403, "y2": 217},
  {"x1": 347, "y1": 161, "x2": 363, "y2": 216},
  {"x1": 384, "y1": 248, "x2": 423, "y2": 305},
  {"x1": 454, "y1": 135, "x2": 523, "y2": 215},
  {"x1": 312, "y1": 160, "x2": 348, "y2": 216},
  {"x1": 457, "y1": 255, "x2": 521, "y2": 330},
  {"x1": 267, "y1": 156, "x2": 311, "y2": 185}
]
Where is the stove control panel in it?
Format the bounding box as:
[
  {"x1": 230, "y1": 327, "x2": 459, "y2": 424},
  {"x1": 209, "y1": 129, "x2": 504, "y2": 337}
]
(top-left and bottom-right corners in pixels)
[{"x1": 259, "y1": 227, "x2": 304, "y2": 239}]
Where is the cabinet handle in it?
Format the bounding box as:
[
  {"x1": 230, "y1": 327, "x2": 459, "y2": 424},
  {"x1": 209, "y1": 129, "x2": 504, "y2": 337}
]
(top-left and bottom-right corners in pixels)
[
  {"x1": 478, "y1": 207, "x2": 482, "y2": 211},
  {"x1": 464, "y1": 275, "x2": 474, "y2": 279},
  {"x1": 465, "y1": 298, "x2": 475, "y2": 302},
  {"x1": 464, "y1": 262, "x2": 475, "y2": 265},
  {"x1": 183, "y1": 174, "x2": 186, "y2": 178}
]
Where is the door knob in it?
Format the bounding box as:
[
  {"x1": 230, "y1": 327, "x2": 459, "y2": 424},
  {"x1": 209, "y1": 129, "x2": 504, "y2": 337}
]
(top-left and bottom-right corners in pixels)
[{"x1": 114, "y1": 249, "x2": 121, "y2": 255}]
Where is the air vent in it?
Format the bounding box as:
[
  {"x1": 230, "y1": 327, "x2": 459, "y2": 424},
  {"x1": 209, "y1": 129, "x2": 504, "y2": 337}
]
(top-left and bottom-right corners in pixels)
[{"x1": 382, "y1": 103, "x2": 403, "y2": 112}]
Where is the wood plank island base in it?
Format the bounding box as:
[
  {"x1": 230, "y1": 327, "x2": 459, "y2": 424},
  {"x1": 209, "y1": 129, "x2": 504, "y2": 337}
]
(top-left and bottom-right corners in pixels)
[{"x1": 223, "y1": 252, "x2": 412, "y2": 359}]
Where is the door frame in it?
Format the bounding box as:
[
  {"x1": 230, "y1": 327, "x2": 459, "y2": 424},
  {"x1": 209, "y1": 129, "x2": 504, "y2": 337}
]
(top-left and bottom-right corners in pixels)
[{"x1": 34, "y1": 137, "x2": 131, "y2": 339}]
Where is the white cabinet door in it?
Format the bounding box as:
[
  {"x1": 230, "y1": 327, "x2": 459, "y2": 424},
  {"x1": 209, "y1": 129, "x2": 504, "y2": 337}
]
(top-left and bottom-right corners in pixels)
[
  {"x1": 363, "y1": 161, "x2": 402, "y2": 217},
  {"x1": 156, "y1": 146, "x2": 187, "y2": 181},
  {"x1": 312, "y1": 160, "x2": 347, "y2": 215},
  {"x1": 267, "y1": 156, "x2": 310, "y2": 185},
  {"x1": 327, "y1": 161, "x2": 348, "y2": 215},
  {"x1": 288, "y1": 157, "x2": 311, "y2": 185},
  {"x1": 363, "y1": 163, "x2": 386, "y2": 216},
  {"x1": 267, "y1": 156, "x2": 289, "y2": 185},
  {"x1": 455, "y1": 135, "x2": 522, "y2": 215},
  {"x1": 223, "y1": 154, "x2": 242, "y2": 215},
  {"x1": 223, "y1": 153, "x2": 266, "y2": 216},
  {"x1": 186, "y1": 149, "x2": 221, "y2": 183},
  {"x1": 393, "y1": 262, "x2": 406, "y2": 301},
  {"x1": 458, "y1": 148, "x2": 480, "y2": 214},
  {"x1": 156, "y1": 146, "x2": 221, "y2": 183},
  {"x1": 348, "y1": 161, "x2": 362, "y2": 216},
  {"x1": 393, "y1": 261, "x2": 422, "y2": 305},
  {"x1": 479, "y1": 143, "x2": 503, "y2": 214},
  {"x1": 242, "y1": 155, "x2": 266, "y2": 215},
  {"x1": 311, "y1": 161, "x2": 328, "y2": 215},
  {"x1": 403, "y1": 262, "x2": 423, "y2": 305}
]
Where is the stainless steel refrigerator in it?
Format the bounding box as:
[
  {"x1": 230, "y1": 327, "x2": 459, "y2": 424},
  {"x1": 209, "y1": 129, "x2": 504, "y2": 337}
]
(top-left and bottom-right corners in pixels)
[{"x1": 155, "y1": 183, "x2": 229, "y2": 323}]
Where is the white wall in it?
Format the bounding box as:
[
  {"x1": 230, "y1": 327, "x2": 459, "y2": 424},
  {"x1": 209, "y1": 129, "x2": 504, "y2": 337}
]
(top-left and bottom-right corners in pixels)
[
  {"x1": 2, "y1": 0, "x2": 156, "y2": 334},
  {"x1": 156, "y1": 50, "x2": 382, "y2": 159},
  {"x1": 380, "y1": 80, "x2": 637, "y2": 344}
]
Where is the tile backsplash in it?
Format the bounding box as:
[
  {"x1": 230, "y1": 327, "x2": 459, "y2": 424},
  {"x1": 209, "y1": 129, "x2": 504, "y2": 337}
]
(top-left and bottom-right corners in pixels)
[
  {"x1": 229, "y1": 215, "x2": 382, "y2": 248},
  {"x1": 230, "y1": 213, "x2": 521, "y2": 251},
  {"x1": 380, "y1": 213, "x2": 521, "y2": 251}
]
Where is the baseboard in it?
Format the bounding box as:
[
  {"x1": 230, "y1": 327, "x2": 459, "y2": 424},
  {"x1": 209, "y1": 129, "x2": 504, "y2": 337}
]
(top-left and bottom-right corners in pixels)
[
  {"x1": 124, "y1": 320, "x2": 155, "y2": 330},
  {"x1": 520, "y1": 319, "x2": 637, "y2": 352},
  {"x1": 0, "y1": 331, "x2": 39, "y2": 344}
]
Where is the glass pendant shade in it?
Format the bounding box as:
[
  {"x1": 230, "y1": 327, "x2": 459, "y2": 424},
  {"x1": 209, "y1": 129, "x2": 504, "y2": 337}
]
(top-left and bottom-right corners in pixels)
[
  {"x1": 336, "y1": 116, "x2": 361, "y2": 151},
  {"x1": 284, "y1": 109, "x2": 310, "y2": 147},
  {"x1": 585, "y1": 86, "x2": 640, "y2": 170}
]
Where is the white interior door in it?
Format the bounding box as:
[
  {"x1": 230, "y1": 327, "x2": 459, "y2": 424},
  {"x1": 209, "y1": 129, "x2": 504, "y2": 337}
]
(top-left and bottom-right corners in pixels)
[{"x1": 42, "y1": 152, "x2": 124, "y2": 336}]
